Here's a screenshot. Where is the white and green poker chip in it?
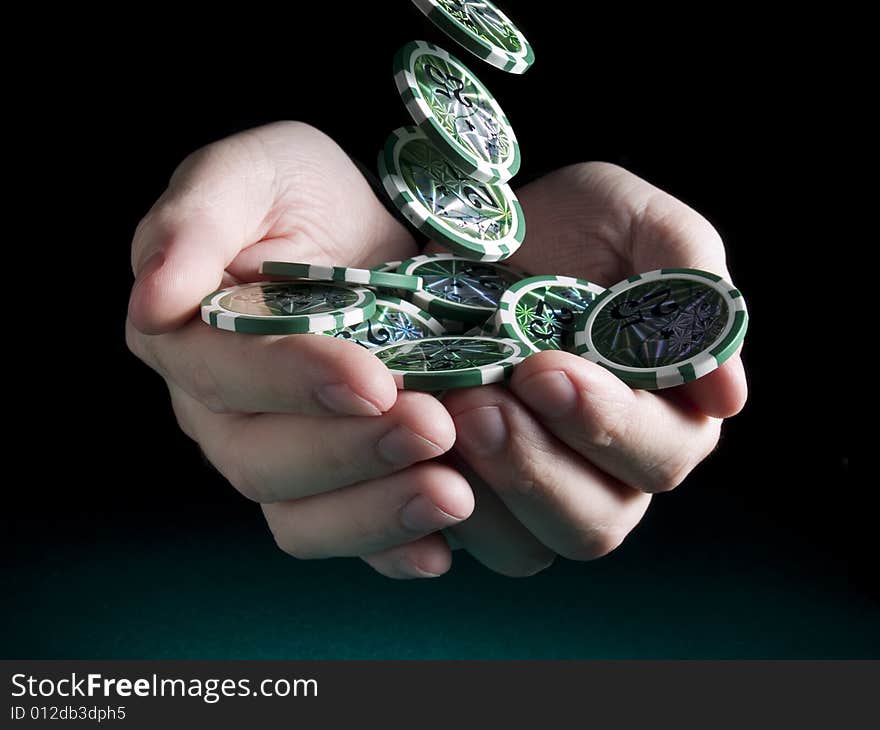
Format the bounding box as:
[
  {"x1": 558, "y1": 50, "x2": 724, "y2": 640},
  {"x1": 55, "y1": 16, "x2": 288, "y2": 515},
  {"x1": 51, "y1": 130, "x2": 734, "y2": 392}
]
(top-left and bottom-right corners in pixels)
[
  {"x1": 411, "y1": 0, "x2": 535, "y2": 75},
  {"x1": 493, "y1": 275, "x2": 606, "y2": 353},
  {"x1": 373, "y1": 335, "x2": 527, "y2": 391},
  {"x1": 259, "y1": 261, "x2": 423, "y2": 293},
  {"x1": 398, "y1": 253, "x2": 526, "y2": 324},
  {"x1": 378, "y1": 126, "x2": 525, "y2": 262},
  {"x1": 370, "y1": 260, "x2": 404, "y2": 273},
  {"x1": 573, "y1": 268, "x2": 749, "y2": 390},
  {"x1": 200, "y1": 281, "x2": 376, "y2": 335},
  {"x1": 323, "y1": 295, "x2": 446, "y2": 349},
  {"x1": 394, "y1": 40, "x2": 520, "y2": 184},
  {"x1": 368, "y1": 260, "x2": 413, "y2": 299}
]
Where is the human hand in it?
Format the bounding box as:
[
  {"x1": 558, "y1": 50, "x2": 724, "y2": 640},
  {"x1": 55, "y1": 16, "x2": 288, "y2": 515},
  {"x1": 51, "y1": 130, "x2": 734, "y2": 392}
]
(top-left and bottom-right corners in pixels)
[
  {"x1": 126, "y1": 122, "x2": 475, "y2": 578},
  {"x1": 362, "y1": 162, "x2": 748, "y2": 577}
]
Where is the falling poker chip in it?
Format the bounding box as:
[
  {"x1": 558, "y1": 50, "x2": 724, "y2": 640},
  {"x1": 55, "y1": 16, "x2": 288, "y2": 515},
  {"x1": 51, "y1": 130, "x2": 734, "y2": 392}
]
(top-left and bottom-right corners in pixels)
[
  {"x1": 378, "y1": 126, "x2": 525, "y2": 262},
  {"x1": 200, "y1": 281, "x2": 376, "y2": 335},
  {"x1": 373, "y1": 335, "x2": 526, "y2": 390},
  {"x1": 410, "y1": 0, "x2": 535, "y2": 75},
  {"x1": 573, "y1": 268, "x2": 749, "y2": 390},
  {"x1": 398, "y1": 253, "x2": 527, "y2": 324},
  {"x1": 394, "y1": 40, "x2": 520, "y2": 183},
  {"x1": 323, "y1": 295, "x2": 446, "y2": 350},
  {"x1": 492, "y1": 275, "x2": 606, "y2": 352}
]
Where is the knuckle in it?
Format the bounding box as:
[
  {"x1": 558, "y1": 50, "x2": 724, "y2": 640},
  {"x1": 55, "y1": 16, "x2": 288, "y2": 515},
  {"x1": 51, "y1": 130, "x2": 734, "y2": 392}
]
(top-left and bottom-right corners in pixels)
[
  {"x1": 578, "y1": 393, "x2": 633, "y2": 452},
  {"x1": 703, "y1": 419, "x2": 724, "y2": 457},
  {"x1": 188, "y1": 361, "x2": 230, "y2": 414},
  {"x1": 560, "y1": 523, "x2": 631, "y2": 562},
  {"x1": 309, "y1": 437, "x2": 352, "y2": 482},
  {"x1": 226, "y1": 462, "x2": 272, "y2": 504},
  {"x1": 168, "y1": 397, "x2": 198, "y2": 443},
  {"x1": 172, "y1": 413, "x2": 197, "y2": 443},
  {"x1": 503, "y1": 435, "x2": 553, "y2": 497},
  {"x1": 272, "y1": 528, "x2": 323, "y2": 562},
  {"x1": 642, "y1": 421, "x2": 721, "y2": 493},
  {"x1": 345, "y1": 509, "x2": 382, "y2": 550},
  {"x1": 643, "y1": 450, "x2": 695, "y2": 493},
  {"x1": 132, "y1": 204, "x2": 179, "y2": 265},
  {"x1": 221, "y1": 461, "x2": 257, "y2": 501},
  {"x1": 171, "y1": 141, "x2": 224, "y2": 183},
  {"x1": 125, "y1": 324, "x2": 169, "y2": 379},
  {"x1": 213, "y1": 437, "x2": 276, "y2": 505},
  {"x1": 563, "y1": 160, "x2": 625, "y2": 188},
  {"x1": 572, "y1": 160, "x2": 626, "y2": 181}
]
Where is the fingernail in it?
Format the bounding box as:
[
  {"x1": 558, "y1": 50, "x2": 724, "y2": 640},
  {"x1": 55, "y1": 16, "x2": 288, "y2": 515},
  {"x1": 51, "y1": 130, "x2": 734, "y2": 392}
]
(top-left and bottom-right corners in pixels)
[
  {"x1": 395, "y1": 557, "x2": 444, "y2": 579},
  {"x1": 377, "y1": 426, "x2": 443, "y2": 467},
  {"x1": 128, "y1": 251, "x2": 166, "y2": 320},
  {"x1": 517, "y1": 370, "x2": 578, "y2": 420},
  {"x1": 399, "y1": 494, "x2": 463, "y2": 533},
  {"x1": 454, "y1": 406, "x2": 507, "y2": 456},
  {"x1": 316, "y1": 383, "x2": 382, "y2": 416},
  {"x1": 135, "y1": 250, "x2": 165, "y2": 281}
]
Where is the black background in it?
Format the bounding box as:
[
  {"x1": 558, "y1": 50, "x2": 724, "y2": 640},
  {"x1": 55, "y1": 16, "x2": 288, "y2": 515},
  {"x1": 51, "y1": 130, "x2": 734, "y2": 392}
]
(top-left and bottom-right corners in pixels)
[{"x1": 5, "y1": 6, "x2": 868, "y2": 658}]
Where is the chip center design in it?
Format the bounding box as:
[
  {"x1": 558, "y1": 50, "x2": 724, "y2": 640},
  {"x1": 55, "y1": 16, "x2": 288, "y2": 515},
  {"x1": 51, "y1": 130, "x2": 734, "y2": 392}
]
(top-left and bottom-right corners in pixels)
[
  {"x1": 220, "y1": 284, "x2": 357, "y2": 316},
  {"x1": 592, "y1": 279, "x2": 729, "y2": 368},
  {"x1": 413, "y1": 53, "x2": 509, "y2": 164},
  {"x1": 400, "y1": 137, "x2": 513, "y2": 239},
  {"x1": 437, "y1": 0, "x2": 523, "y2": 53}
]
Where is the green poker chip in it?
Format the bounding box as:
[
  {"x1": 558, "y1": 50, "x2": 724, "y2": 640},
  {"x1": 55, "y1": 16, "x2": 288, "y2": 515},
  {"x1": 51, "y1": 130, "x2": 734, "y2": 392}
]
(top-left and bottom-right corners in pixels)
[
  {"x1": 398, "y1": 253, "x2": 526, "y2": 324},
  {"x1": 378, "y1": 126, "x2": 525, "y2": 262},
  {"x1": 573, "y1": 268, "x2": 749, "y2": 390},
  {"x1": 260, "y1": 261, "x2": 423, "y2": 293},
  {"x1": 370, "y1": 260, "x2": 404, "y2": 273},
  {"x1": 493, "y1": 275, "x2": 606, "y2": 352},
  {"x1": 373, "y1": 336, "x2": 527, "y2": 391},
  {"x1": 394, "y1": 40, "x2": 520, "y2": 184},
  {"x1": 323, "y1": 295, "x2": 446, "y2": 349},
  {"x1": 411, "y1": 0, "x2": 535, "y2": 75},
  {"x1": 368, "y1": 260, "x2": 412, "y2": 299},
  {"x1": 200, "y1": 281, "x2": 376, "y2": 335}
]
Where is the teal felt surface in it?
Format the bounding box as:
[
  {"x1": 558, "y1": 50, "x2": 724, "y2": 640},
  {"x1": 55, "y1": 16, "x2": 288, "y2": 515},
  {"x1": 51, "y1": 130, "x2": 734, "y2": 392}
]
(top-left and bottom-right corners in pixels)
[{"x1": 5, "y1": 495, "x2": 877, "y2": 659}]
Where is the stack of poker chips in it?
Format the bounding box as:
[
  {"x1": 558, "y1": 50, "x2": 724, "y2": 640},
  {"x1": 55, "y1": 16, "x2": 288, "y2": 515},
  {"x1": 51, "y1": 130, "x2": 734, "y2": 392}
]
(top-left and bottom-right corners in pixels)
[{"x1": 201, "y1": 2, "x2": 748, "y2": 392}]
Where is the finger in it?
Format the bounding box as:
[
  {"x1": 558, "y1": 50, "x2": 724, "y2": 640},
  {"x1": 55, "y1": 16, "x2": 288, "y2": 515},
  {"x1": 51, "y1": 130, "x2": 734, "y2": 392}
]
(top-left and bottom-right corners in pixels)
[
  {"x1": 674, "y1": 351, "x2": 748, "y2": 418},
  {"x1": 129, "y1": 121, "x2": 415, "y2": 335},
  {"x1": 126, "y1": 317, "x2": 397, "y2": 416},
  {"x1": 444, "y1": 386, "x2": 652, "y2": 561},
  {"x1": 263, "y1": 462, "x2": 473, "y2": 561},
  {"x1": 129, "y1": 136, "x2": 278, "y2": 334},
  {"x1": 168, "y1": 385, "x2": 456, "y2": 503},
  {"x1": 442, "y1": 456, "x2": 556, "y2": 578},
  {"x1": 510, "y1": 350, "x2": 723, "y2": 493},
  {"x1": 361, "y1": 533, "x2": 454, "y2": 580}
]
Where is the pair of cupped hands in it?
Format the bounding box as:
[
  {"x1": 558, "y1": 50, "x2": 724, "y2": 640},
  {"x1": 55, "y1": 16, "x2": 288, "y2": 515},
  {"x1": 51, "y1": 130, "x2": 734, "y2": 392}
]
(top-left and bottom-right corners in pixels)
[{"x1": 126, "y1": 122, "x2": 747, "y2": 579}]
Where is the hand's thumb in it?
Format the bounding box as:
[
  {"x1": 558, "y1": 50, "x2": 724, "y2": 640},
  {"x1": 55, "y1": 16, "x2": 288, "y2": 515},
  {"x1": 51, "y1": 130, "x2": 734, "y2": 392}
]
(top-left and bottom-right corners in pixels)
[
  {"x1": 128, "y1": 210, "x2": 241, "y2": 335},
  {"x1": 127, "y1": 134, "x2": 278, "y2": 336}
]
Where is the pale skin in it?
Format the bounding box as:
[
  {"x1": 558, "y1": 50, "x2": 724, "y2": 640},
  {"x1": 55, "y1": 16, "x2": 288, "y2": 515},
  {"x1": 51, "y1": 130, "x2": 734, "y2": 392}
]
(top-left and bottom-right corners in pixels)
[{"x1": 126, "y1": 121, "x2": 747, "y2": 579}]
